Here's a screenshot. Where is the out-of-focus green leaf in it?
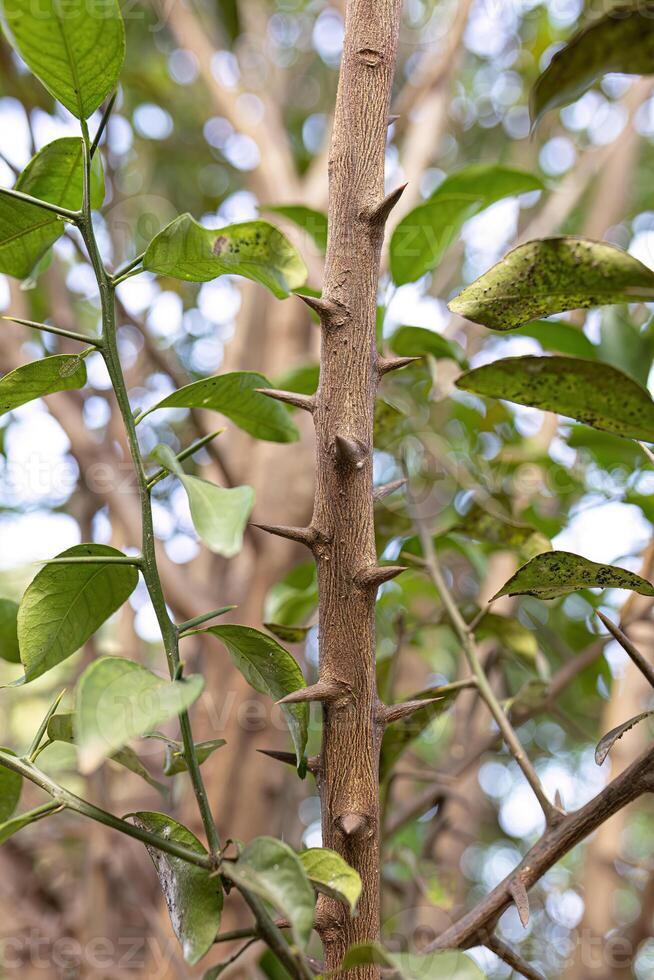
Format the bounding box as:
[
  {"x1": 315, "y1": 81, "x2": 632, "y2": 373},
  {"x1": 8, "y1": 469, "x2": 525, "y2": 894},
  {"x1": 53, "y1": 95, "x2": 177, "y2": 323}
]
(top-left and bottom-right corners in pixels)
[
  {"x1": 449, "y1": 238, "x2": 654, "y2": 330},
  {"x1": 17, "y1": 545, "x2": 139, "y2": 683},
  {"x1": 263, "y1": 205, "x2": 328, "y2": 254},
  {"x1": 273, "y1": 363, "x2": 319, "y2": 397},
  {"x1": 0, "y1": 355, "x2": 87, "y2": 416},
  {"x1": 139, "y1": 371, "x2": 299, "y2": 443},
  {"x1": 0, "y1": 599, "x2": 20, "y2": 663},
  {"x1": 264, "y1": 623, "x2": 311, "y2": 643},
  {"x1": 456, "y1": 355, "x2": 654, "y2": 443},
  {"x1": 598, "y1": 308, "x2": 653, "y2": 387},
  {"x1": 390, "y1": 165, "x2": 543, "y2": 284},
  {"x1": 388, "y1": 325, "x2": 467, "y2": 367},
  {"x1": 129, "y1": 811, "x2": 222, "y2": 965},
  {"x1": 0, "y1": 0, "x2": 125, "y2": 118},
  {"x1": 264, "y1": 563, "x2": 318, "y2": 628},
  {"x1": 299, "y1": 848, "x2": 362, "y2": 913},
  {"x1": 0, "y1": 750, "x2": 21, "y2": 821},
  {"x1": 144, "y1": 215, "x2": 307, "y2": 298},
  {"x1": 454, "y1": 504, "x2": 551, "y2": 560},
  {"x1": 493, "y1": 551, "x2": 654, "y2": 601},
  {"x1": 531, "y1": 5, "x2": 654, "y2": 125},
  {"x1": 475, "y1": 613, "x2": 539, "y2": 663},
  {"x1": 0, "y1": 801, "x2": 61, "y2": 845},
  {"x1": 342, "y1": 943, "x2": 484, "y2": 979},
  {"x1": 207, "y1": 626, "x2": 308, "y2": 766},
  {"x1": 380, "y1": 683, "x2": 463, "y2": 780},
  {"x1": 222, "y1": 837, "x2": 314, "y2": 949},
  {"x1": 595, "y1": 711, "x2": 654, "y2": 766},
  {"x1": 162, "y1": 738, "x2": 226, "y2": 776},
  {"x1": 513, "y1": 319, "x2": 597, "y2": 359},
  {"x1": 75, "y1": 657, "x2": 204, "y2": 773}
]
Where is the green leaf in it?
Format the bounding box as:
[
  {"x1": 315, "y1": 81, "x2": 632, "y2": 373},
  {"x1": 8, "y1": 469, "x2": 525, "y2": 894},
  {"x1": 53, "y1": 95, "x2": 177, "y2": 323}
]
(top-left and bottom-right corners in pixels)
[
  {"x1": 390, "y1": 165, "x2": 543, "y2": 285},
  {"x1": 75, "y1": 656, "x2": 204, "y2": 773},
  {"x1": 128, "y1": 811, "x2": 223, "y2": 965},
  {"x1": 0, "y1": 598, "x2": 20, "y2": 663},
  {"x1": 263, "y1": 623, "x2": 311, "y2": 643},
  {"x1": 513, "y1": 319, "x2": 597, "y2": 359},
  {"x1": 1, "y1": 0, "x2": 125, "y2": 118},
  {"x1": 598, "y1": 308, "x2": 653, "y2": 387},
  {"x1": 153, "y1": 444, "x2": 254, "y2": 558},
  {"x1": 454, "y1": 503, "x2": 551, "y2": 561},
  {"x1": 388, "y1": 325, "x2": 467, "y2": 367},
  {"x1": 298, "y1": 848, "x2": 361, "y2": 914},
  {"x1": 0, "y1": 137, "x2": 104, "y2": 278},
  {"x1": 0, "y1": 750, "x2": 21, "y2": 821},
  {"x1": 162, "y1": 738, "x2": 226, "y2": 776},
  {"x1": 207, "y1": 626, "x2": 308, "y2": 766},
  {"x1": 273, "y1": 363, "x2": 320, "y2": 398},
  {"x1": 475, "y1": 613, "x2": 539, "y2": 664},
  {"x1": 222, "y1": 837, "x2": 314, "y2": 949},
  {"x1": 143, "y1": 215, "x2": 307, "y2": 298},
  {"x1": 263, "y1": 205, "x2": 328, "y2": 255},
  {"x1": 449, "y1": 238, "x2": 654, "y2": 330},
  {"x1": 47, "y1": 712, "x2": 165, "y2": 792},
  {"x1": 139, "y1": 372, "x2": 299, "y2": 444},
  {"x1": 342, "y1": 943, "x2": 485, "y2": 979},
  {"x1": 595, "y1": 711, "x2": 654, "y2": 766},
  {"x1": 0, "y1": 801, "x2": 61, "y2": 845},
  {"x1": 0, "y1": 354, "x2": 87, "y2": 417},
  {"x1": 531, "y1": 5, "x2": 654, "y2": 125},
  {"x1": 17, "y1": 545, "x2": 139, "y2": 683},
  {"x1": 493, "y1": 551, "x2": 654, "y2": 601},
  {"x1": 456, "y1": 355, "x2": 654, "y2": 443}
]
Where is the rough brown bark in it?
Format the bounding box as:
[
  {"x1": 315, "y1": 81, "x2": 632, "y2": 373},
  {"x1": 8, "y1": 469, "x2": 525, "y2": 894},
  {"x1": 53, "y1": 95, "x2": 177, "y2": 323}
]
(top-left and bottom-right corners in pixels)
[{"x1": 307, "y1": 2, "x2": 403, "y2": 973}]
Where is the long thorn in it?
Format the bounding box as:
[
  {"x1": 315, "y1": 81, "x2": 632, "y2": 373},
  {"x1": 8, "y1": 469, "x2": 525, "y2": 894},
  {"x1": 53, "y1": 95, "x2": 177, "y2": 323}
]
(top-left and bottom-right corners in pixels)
[
  {"x1": 373, "y1": 478, "x2": 406, "y2": 502},
  {"x1": 256, "y1": 749, "x2": 319, "y2": 775},
  {"x1": 354, "y1": 565, "x2": 407, "y2": 589},
  {"x1": 177, "y1": 606, "x2": 237, "y2": 635},
  {"x1": 597, "y1": 611, "x2": 654, "y2": 689},
  {"x1": 277, "y1": 681, "x2": 346, "y2": 706},
  {"x1": 255, "y1": 388, "x2": 316, "y2": 413},
  {"x1": 378, "y1": 355, "x2": 421, "y2": 375},
  {"x1": 380, "y1": 697, "x2": 442, "y2": 725},
  {"x1": 0, "y1": 185, "x2": 81, "y2": 222},
  {"x1": 367, "y1": 183, "x2": 407, "y2": 227},
  {"x1": 509, "y1": 878, "x2": 530, "y2": 928},
  {"x1": 485, "y1": 936, "x2": 545, "y2": 980},
  {"x1": 251, "y1": 523, "x2": 317, "y2": 549},
  {"x1": 2, "y1": 315, "x2": 103, "y2": 348},
  {"x1": 90, "y1": 91, "x2": 118, "y2": 158}
]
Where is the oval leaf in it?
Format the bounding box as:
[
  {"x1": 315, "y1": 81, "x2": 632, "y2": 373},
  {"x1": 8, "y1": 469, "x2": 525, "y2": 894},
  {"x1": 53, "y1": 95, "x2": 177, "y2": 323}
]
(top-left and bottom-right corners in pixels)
[
  {"x1": 299, "y1": 848, "x2": 362, "y2": 914},
  {"x1": 143, "y1": 215, "x2": 307, "y2": 298},
  {"x1": 0, "y1": 750, "x2": 21, "y2": 821},
  {"x1": 0, "y1": 598, "x2": 20, "y2": 663},
  {"x1": 493, "y1": 551, "x2": 654, "y2": 601},
  {"x1": 513, "y1": 319, "x2": 597, "y2": 359},
  {"x1": 595, "y1": 711, "x2": 654, "y2": 766},
  {"x1": 0, "y1": 137, "x2": 104, "y2": 278},
  {"x1": 1, "y1": 0, "x2": 125, "y2": 118},
  {"x1": 162, "y1": 738, "x2": 226, "y2": 777},
  {"x1": 207, "y1": 625, "x2": 308, "y2": 766},
  {"x1": 0, "y1": 354, "x2": 87, "y2": 417},
  {"x1": 456, "y1": 355, "x2": 654, "y2": 443},
  {"x1": 390, "y1": 165, "x2": 543, "y2": 285},
  {"x1": 264, "y1": 205, "x2": 328, "y2": 255},
  {"x1": 17, "y1": 545, "x2": 139, "y2": 683},
  {"x1": 128, "y1": 811, "x2": 223, "y2": 965},
  {"x1": 140, "y1": 371, "x2": 299, "y2": 443},
  {"x1": 389, "y1": 325, "x2": 467, "y2": 367},
  {"x1": 342, "y1": 943, "x2": 485, "y2": 980},
  {"x1": 531, "y1": 6, "x2": 654, "y2": 125},
  {"x1": 222, "y1": 837, "x2": 314, "y2": 949},
  {"x1": 449, "y1": 238, "x2": 654, "y2": 330},
  {"x1": 75, "y1": 657, "x2": 204, "y2": 773}
]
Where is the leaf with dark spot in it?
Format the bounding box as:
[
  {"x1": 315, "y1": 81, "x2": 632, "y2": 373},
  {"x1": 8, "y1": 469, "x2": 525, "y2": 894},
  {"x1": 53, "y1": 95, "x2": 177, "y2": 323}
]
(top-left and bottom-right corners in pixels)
[{"x1": 493, "y1": 551, "x2": 654, "y2": 601}]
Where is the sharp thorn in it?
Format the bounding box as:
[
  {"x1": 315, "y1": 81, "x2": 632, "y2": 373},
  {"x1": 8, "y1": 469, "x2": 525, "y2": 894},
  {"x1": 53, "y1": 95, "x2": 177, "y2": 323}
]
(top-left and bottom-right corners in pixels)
[
  {"x1": 554, "y1": 788, "x2": 564, "y2": 811},
  {"x1": 251, "y1": 523, "x2": 317, "y2": 549},
  {"x1": 334, "y1": 434, "x2": 368, "y2": 470},
  {"x1": 387, "y1": 114, "x2": 400, "y2": 127},
  {"x1": 255, "y1": 388, "x2": 316, "y2": 413},
  {"x1": 337, "y1": 812, "x2": 369, "y2": 839},
  {"x1": 256, "y1": 749, "x2": 319, "y2": 774},
  {"x1": 276, "y1": 681, "x2": 346, "y2": 706},
  {"x1": 354, "y1": 565, "x2": 407, "y2": 590},
  {"x1": 378, "y1": 355, "x2": 421, "y2": 375},
  {"x1": 367, "y1": 183, "x2": 407, "y2": 227},
  {"x1": 485, "y1": 936, "x2": 545, "y2": 980},
  {"x1": 381, "y1": 697, "x2": 442, "y2": 725},
  {"x1": 297, "y1": 293, "x2": 346, "y2": 328},
  {"x1": 373, "y1": 478, "x2": 407, "y2": 502},
  {"x1": 509, "y1": 878, "x2": 530, "y2": 928},
  {"x1": 597, "y1": 610, "x2": 654, "y2": 689}
]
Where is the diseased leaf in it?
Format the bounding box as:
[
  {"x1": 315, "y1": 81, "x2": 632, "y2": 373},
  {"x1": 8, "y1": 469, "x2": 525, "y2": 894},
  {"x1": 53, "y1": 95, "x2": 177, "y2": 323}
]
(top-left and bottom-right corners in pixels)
[
  {"x1": 0, "y1": 599, "x2": 20, "y2": 663},
  {"x1": 595, "y1": 712, "x2": 654, "y2": 766},
  {"x1": 0, "y1": 0, "x2": 125, "y2": 118},
  {"x1": 17, "y1": 545, "x2": 139, "y2": 683},
  {"x1": 0, "y1": 355, "x2": 87, "y2": 417},
  {"x1": 207, "y1": 626, "x2": 308, "y2": 766},
  {"x1": 0, "y1": 750, "x2": 21, "y2": 821},
  {"x1": 129, "y1": 811, "x2": 223, "y2": 965},
  {"x1": 531, "y1": 5, "x2": 654, "y2": 125},
  {"x1": 390, "y1": 165, "x2": 543, "y2": 285},
  {"x1": 263, "y1": 205, "x2": 328, "y2": 254},
  {"x1": 75, "y1": 657, "x2": 204, "y2": 773},
  {"x1": 493, "y1": 550, "x2": 654, "y2": 601},
  {"x1": 222, "y1": 837, "x2": 314, "y2": 949},
  {"x1": 0, "y1": 137, "x2": 104, "y2": 278},
  {"x1": 389, "y1": 325, "x2": 467, "y2": 367},
  {"x1": 139, "y1": 371, "x2": 299, "y2": 444},
  {"x1": 456, "y1": 356, "x2": 654, "y2": 443},
  {"x1": 342, "y1": 943, "x2": 485, "y2": 979},
  {"x1": 449, "y1": 238, "x2": 654, "y2": 330},
  {"x1": 153, "y1": 444, "x2": 254, "y2": 558},
  {"x1": 144, "y1": 215, "x2": 307, "y2": 298},
  {"x1": 47, "y1": 712, "x2": 165, "y2": 792},
  {"x1": 299, "y1": 848, "x2": 362, "y2": 913},
  {"x1": 0, "y1": 801, "x2": 61, "y2": 845}
]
